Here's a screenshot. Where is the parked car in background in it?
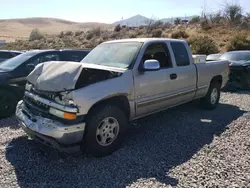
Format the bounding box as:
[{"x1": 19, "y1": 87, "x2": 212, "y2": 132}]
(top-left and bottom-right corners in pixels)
[
  {"x1": 220, "y1": 50, "x2": 250, "y2": 90},
  {"x1": 206, "y1": 53, "x2": 222, "y2": 61},
  {"x1": 0, "y1": 49, "x2": 91, "y2": 118},
  {"x1": 16, "y1": 38, "x2": 229, "y2": 157},
  {"x1": 0, "y1": 50, "x2": 22, "y2": 63}
]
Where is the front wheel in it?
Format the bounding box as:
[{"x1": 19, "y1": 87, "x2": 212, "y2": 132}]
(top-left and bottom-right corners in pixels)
[
  {"x1": 82, "y1": 105, "x2": 128, "y2": 157},
  {"x1": 0, "y1": 90, "x2": 18, "y2": 118},
  {"x1": 200, "y1": 82, "x2": 221, "y2": 110}
]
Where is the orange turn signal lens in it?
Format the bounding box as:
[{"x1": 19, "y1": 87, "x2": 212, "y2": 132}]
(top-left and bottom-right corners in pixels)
[
  {"x1": 49, "y1": 107, "x2": 77, "y2": 120},
  {"x1": 63, "y1": 112, "x2": 77, "y2": 120}
]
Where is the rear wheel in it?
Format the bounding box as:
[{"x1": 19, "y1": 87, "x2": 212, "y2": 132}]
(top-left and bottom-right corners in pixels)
[
  {"x1": 200, "y1": 82, "x2": 221, "y2": 110},
  {"x1": 82, "y1": 105, "x2": 128, "y2": 157},
  {"x1": 0, "y1": 90, "x2": 18, "y2": 118}
]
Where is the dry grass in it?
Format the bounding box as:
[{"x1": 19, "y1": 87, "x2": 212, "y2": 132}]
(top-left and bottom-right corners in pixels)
[
  {"x1": 1, "y1": 18, "x2": 250, "y2": 55},
  {"x1": 0, "y1": 17, "x2": 114, "y2": 41}
]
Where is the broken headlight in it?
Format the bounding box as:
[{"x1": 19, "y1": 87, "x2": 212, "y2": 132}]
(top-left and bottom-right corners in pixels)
[
  {"x1": 49, "y1": 107, "x2": 77, "y2": 120},
  {"x1": 54, "y1": 92, "x2": 76, "y2": 106},
  {"x1": 25, "y1": 83, "x2": 32, "y2": 91}
]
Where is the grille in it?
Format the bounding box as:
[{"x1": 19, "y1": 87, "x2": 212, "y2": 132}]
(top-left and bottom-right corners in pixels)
[
  {"x1": 23, "y1": 95, "x2": 84, "y2": 125},
  {"x1": 31, "y1": 87, "x2": 57, "y2": 100},
  {"x1": 229, "y1": 68, "x2": 242, "y2": 82},
  {"x1": 23, "y1": 95, "x2": 50, "y2": 117}
]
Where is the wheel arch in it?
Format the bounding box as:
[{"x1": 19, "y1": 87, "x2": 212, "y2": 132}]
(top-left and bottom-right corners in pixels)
[
  {"x1": 210, "y1": 75, "x2": 223, "y2": 87},
  {"x1": 87, "y1": 94, "x2": 131, "y2": 120}
]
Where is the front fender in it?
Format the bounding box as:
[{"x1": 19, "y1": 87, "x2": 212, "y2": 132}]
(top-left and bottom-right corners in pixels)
[{"x1": 71, "y1": 72, "x2": 134, "y2": 116}]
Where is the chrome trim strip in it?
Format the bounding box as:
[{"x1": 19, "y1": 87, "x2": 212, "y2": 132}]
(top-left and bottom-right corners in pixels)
[
  {"x1": 24, "y1": 91, "x2": 78, "y2": 113},
  {"x1": 133, "y1": 99, "x2": 193, "y2": 121},
  {"x1": 137, "y1": 88, "x2": 196, "y2": 108},
  {"x1": 198, "y1": 85, "x2": 208, "y2": 89}
]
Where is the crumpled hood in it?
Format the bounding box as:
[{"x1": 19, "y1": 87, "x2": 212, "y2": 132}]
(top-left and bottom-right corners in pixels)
[{"x1": 27, "y1": 61, "x2": 126, "y2": 92}]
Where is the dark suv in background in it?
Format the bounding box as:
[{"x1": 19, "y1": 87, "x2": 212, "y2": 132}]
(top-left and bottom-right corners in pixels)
[
  {"x1": 220, "y1": 50, "x2": 250, "y2": 90},
  {"x1": 0, "y1": 50, "x2": 22, "y2": 63},
  {"x1": 0, "y1": 49, "x2": 91, "y2": 118}
]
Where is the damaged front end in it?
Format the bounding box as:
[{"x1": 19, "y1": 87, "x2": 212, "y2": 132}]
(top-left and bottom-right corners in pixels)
[
  {"x1": 226, "y1": 62, "x2": 250, "y2": 90},
  {"x1": 16, "y1": 87, "x2": 86, "y2": 153},
  {"x1": 16, "y1": 61, "x2": 125, "y2": 152}
]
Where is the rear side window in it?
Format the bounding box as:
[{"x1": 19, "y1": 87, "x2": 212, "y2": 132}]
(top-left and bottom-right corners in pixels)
[{"x1": 170, "y1": 42, "x2": 190, "y2": 66}]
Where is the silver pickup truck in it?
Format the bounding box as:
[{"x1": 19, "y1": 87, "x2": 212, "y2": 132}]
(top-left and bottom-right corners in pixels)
[{"x1": 16, "y1": 38, "x2": 229, "y2": 157}]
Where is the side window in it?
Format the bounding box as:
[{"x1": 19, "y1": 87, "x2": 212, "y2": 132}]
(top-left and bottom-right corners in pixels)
[
  {"x1": 61, "y1": 51, "x2": 88, "y2": 62},
  {"x1": 12, "y1": 52, "x2": 21, "y2": 57},
  {"x1": 28, "y1": 54, "x2": 59, "y2": 66},
  {"x1": 170, "y1": 42, "x2": 190, "y2": 66},
  {"x1": 142, "y1": 43, "x2": 172, "y2": 68},
  {"x1": 41, "y1": 54, "x2": 60, "y2": 63},
  {"x1": 0, "y1": 52, "x2": 12, "y2": 59},
  {"x1": 28, "y1": 56, "x2": 42, "y2": 66}
]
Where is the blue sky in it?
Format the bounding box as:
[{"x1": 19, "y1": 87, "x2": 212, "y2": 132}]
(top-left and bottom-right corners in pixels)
[{"x1": 1, "y1": 0, "x2": 249, "y2": 23}]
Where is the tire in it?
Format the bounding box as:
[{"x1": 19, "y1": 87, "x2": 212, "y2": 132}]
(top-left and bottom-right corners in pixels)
[
  {"x1": 0, "y1": 89, "x2": 18, "y2": 118},
  {"x1": 82, "y1": 105, "x2": 128, "y2": 157},
  {"x1": 200, "y1": 81, "x2": 221, "y2": 110}
]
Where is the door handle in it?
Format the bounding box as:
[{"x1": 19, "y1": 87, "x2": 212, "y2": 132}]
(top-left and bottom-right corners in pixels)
[{"x1": 170, "y1": 73, "x2": 177, "y2": 80}]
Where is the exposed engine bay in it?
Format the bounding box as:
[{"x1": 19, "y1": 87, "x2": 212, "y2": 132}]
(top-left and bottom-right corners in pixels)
[
  {"x1": 26, "y1": 61, "x2": 126, "y2": 92},
  {"x1": 75, "y1": 68, "x2": 122, "y2": 89}
]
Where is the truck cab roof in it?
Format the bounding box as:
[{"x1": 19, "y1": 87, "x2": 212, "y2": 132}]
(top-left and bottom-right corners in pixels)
[{"x1": 103, "y1": 38, "x2": 186, "y2": 44}]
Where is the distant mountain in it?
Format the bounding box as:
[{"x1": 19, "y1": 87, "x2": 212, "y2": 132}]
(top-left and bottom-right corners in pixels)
[
  {"x1": 0, "y1": 17, "x2": 78, "y2": 25},
  {"x1": 113, "y1": 15, "x2": 196, "y2": 26},
  {"x1": 113, "y1": 14, "x2": 152, "y2": 27}
]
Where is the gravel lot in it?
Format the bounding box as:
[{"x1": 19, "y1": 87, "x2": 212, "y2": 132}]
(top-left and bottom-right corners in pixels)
[{"x1": 0, "y1": 91, "x2": 249, "y2": 188}]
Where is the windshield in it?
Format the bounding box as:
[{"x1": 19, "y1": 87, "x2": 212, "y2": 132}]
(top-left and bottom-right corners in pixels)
[
  {"x1": 81, "y1": 42, "x2": 142, "y2": 68},
  {"x1": 0, "y1": 52, "x2": 36, "y2": 71},
  {"x1": 220, "y1": 52, "x2": 250, "y2": 62}
]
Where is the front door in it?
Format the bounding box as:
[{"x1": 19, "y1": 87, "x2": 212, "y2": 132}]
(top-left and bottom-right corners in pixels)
[{"x1": 134, "y1": 42, "x2": 174, "y2": 117}]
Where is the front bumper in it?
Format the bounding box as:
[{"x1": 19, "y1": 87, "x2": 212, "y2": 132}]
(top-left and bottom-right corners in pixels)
[
  {"x1": 16, "y1": 100, "x2": 86, "y2": 153},
  {"x1": 225, "y1": 66, "x2": 250, "y2": 90}
]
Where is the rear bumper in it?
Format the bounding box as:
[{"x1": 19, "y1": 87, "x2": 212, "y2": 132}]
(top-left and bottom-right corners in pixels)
[{"x1": 16, "y1": 100, "x2": 86, "y2": 153}]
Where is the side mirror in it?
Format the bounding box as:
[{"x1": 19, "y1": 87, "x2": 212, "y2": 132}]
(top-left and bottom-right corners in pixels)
[
  {"x1": 142, "y1": 59, "x2": 160, "y2": 71},
  {"x1": 26, "y1": 64, "x2": 35, "y2": 72}
]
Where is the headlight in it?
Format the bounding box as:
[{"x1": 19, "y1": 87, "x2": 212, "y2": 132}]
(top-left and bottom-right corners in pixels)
[
  {"x1": 25, "y1": 83, "x2": 32, "y2": 91},
  {"x1": 62, "y1": 98, "x2": 75, "y2": 105},
  {"x1": 49, "y1": 107, "x2": 77, "y2": 120}
]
